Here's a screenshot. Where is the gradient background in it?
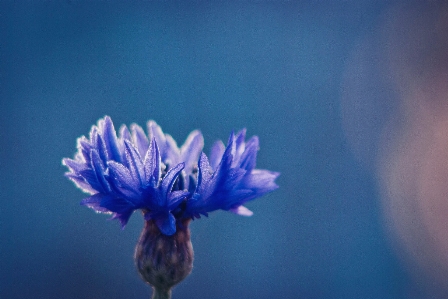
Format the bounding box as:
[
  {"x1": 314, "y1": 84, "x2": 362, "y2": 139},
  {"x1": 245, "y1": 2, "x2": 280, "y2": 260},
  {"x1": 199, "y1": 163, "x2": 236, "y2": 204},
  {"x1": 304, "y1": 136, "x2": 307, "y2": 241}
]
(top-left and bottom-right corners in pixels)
[{"x1": 2, "y1": 2, "x2": 448, "y2": 299}]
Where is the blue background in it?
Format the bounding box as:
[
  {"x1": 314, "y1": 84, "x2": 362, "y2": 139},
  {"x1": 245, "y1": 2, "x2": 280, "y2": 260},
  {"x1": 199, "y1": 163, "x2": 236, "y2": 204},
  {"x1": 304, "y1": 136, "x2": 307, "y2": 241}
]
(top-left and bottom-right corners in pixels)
[{"x1": 0, "y1": 1, "x2": 419, "y2": 299}]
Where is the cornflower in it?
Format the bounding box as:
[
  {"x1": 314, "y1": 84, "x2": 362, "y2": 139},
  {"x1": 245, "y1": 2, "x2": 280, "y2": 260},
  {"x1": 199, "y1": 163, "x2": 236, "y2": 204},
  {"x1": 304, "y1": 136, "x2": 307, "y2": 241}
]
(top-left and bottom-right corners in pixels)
[{"x1": 63, "y1": 116, "x2": 279, "y2": 299}]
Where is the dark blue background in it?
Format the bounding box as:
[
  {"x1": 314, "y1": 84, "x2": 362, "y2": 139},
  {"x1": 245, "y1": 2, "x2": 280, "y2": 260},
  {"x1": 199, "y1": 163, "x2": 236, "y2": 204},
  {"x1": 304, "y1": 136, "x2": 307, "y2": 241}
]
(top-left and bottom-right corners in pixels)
[{"x1": 0, "y1": 2, "x2": 415, "y2": 299}]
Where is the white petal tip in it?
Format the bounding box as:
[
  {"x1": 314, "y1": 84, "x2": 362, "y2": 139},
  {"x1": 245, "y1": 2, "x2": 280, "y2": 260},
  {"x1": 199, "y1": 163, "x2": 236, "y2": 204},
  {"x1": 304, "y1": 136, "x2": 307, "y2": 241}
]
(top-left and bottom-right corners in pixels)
[{"x1": 230, "y1": 205, "x2": 253, "y2": 217}]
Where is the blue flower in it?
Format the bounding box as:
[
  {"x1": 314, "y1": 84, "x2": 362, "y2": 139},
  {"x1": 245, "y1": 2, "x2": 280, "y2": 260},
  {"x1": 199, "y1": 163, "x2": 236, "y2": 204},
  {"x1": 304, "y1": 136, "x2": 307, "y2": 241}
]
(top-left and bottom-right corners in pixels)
[
  {"x1": 63, "y1": 116, "x2": 279, "y2": 235},
  {"x1": 185, "y1": 129, "x2": 280, "y2": 218}
]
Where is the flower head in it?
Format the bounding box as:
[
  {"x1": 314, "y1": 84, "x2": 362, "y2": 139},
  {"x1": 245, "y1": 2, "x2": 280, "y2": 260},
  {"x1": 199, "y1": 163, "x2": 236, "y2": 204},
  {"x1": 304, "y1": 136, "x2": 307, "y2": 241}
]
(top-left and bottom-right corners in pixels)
[
  {"x1": 63, "y1": 116, "x2": 279, "y2": 236},
  {"x1": 185, "y1": 129, "x2": 280, "y2": 219}
]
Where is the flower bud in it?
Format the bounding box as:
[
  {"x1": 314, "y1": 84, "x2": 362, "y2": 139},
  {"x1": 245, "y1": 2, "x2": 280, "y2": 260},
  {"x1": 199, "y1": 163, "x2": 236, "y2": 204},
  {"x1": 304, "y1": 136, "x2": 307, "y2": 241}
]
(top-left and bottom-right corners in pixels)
[{"x1": 134, "y1": 219, "x2": 194, "y2": 296}]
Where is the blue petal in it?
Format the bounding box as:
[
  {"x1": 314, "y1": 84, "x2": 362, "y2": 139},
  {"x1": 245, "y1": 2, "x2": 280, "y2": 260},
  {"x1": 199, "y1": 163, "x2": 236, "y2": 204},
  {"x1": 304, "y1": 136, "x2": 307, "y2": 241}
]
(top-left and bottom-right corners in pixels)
[
  {"x1": 196, "y1": 153, "x2": 212, "y2": 193},
  {"x1": 161, "y1": 162, "x2": 185, "y2": 196},
  {"x1": 209, "y1": 140, "x2": 225, "y2": 170},
  {"x1": 112, "y1": 210, "x2": 134, "y2": 229},
  {"x1": 180, "y1": 130, "x2": 204, "y2": 174},
  {"x1": 212, "y1": 145, "x2": 236, "y2": 189},
  {"x1": 124, "y1": 140, "x2": 144, "y2": 186},
  {"x1": 239, "y1": 136, "x2": 259, "y2": 171},
  {"x1": 102, "y1": 116, "x2": 122, "y2": 162},
  {"x1": 79, "y1": 168, "x2": 104, "y2": 193},
  {"x1": 62, "y1": 158, "x2": 87, "y2": 174},
  {"x1": 119, "y1": 125, "x2": 131, "y2": 141},
  {"x1": 118, "y1": 125, "x2": 131, "y2": 166},
  {"x1": 243, "y1": 169, "x2": 280, "y2": 195},
  {"x1": 168, "y1": 190, "x2": 189, "y2": 210},
  {"x1": 147, "y1": 121, "x2": 167, "y2": 158},
  {"x1": 164, "y1": 135, "x2": 180, "y2": 166},
  {"x1": 131, "y1": 124, "x2": 149, "y2": 158},
  {"x1": 234, "y1": 129, "x2": 247, "y2": 162},
  {"x1": 93, "y1": 131, "x2": 108, "y2": 166},
  {"x1": 188, "y1": 175, "x2": 196, "y2": 193},
  {"x1": 143, "y1": 138, "x2": 161, "y2": 186},
  {"x1": 66, "y1": 173, "x2": 97, "y2": 194},
  {"x1": 77, "y1": 136, "x2": 93, "y2": 164},
  {"x1": 155, "y1": 212, "x2": 176, "y2": 236},
  {"x1": 221, "y1": 189, "x2": 253, "y2": 209},
  {"x1": 80, "y1": 193, "x2": 112, "y2": 213},
  {"x1": 88, "y1": 125, "x2": 98, "y2": 144},
  {"x1": 100, "y1": 194, "x2": 135, "y2": 215},
  {"x1": 107, "y1": 161, "x2": 140, "y2": 197},
  {"x1": 90, "y1": 149, "x2": 111, "y2": 193}
]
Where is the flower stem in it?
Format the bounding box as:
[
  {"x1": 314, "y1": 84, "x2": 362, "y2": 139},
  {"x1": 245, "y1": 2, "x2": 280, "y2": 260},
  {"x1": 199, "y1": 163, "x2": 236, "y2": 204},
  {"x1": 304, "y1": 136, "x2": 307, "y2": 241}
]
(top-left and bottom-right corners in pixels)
[{"x1": 152, "y1": 287, "x2": 172, "y2": 299}]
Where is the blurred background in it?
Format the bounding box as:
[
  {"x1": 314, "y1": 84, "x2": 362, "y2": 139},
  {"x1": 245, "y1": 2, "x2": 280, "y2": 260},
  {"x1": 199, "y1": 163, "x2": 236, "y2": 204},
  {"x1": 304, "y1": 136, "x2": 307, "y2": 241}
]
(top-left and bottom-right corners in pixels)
[{"x1": 1, "y1": 1, "x2": 448, "y2": 298}]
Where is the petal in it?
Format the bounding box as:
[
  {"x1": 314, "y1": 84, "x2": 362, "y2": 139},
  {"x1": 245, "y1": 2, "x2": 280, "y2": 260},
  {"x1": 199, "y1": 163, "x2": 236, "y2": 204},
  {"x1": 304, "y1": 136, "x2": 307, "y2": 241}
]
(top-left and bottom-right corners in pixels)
[
  {"x1": 96, "y1": 134, "x2": 109, "y2": 166},
  {"x1": 225, "y1": 167, "x2": 247, "y2": 187},
  {"x1": 222, "y1": 133, "x2": 235, "y2": 168},
  {"x1": 90, "y1": 149, "x2": 111, "y2": 193},
  {"x1": 164, "y1": 134, "x2": 179, "y2": 166},
  {"x1": 111, "y1": 210, "x2": 134, "y2": 229},
  {"x1": 167, "y1": 190, "x2": 189, "y2": 210},
  {"x1": 124, "y1": 140, "x2": 144, "y2": 186},
  {"x1": 196, "y1": 153, "x2": 212, "y2": 192},
  {"x1": 102, "y1": 116, "x2": 122, "y2": 162},
  {"x1": 62, "y1": 158, "x2": 87, "y2": 174},
  {"x1": 118, "y1": 125, "x2": 131, "y2": 167},
  {"x1": 155, "y1": 213, "x2": 176, "y2": 236},
  {"x1": 230, "y1": 205, "x2": 253, "y2": 216},
  {"x1": 226, "y1": 131, "x2": 236, "y2": 158},
  {"x1": 239, "y1": 136, "x2": 259, "y2": 171},
  {"x1": 180, "y1": 130, "x2": 204, "y2": 174},
  {"x1": 212, "y1": 142, "x2": 237, "y2": 190},
  {"x1": 65, "y1": 173, "x2": 97, "y2": 194},
  {"x1": 147, "y1": 120, "x2": 166, "y2": 156},
  {"x1": 131, "y1": 124, "x2": 149, "y2": 158},
  {"x1": 244, "y1": 169, "x2": 280, "y2": 194},
  {"x1": 209, "y1": 140, "x2": 225, "y2": 170},
  {"x1": 222, "y1": 188, "x2": 253, "y2": 208},
  {"x1": 77, "y1": 136, "x2": 93, "y2": 164},
  {"x1": 188, "y1": 175, "x2": 197, "y2": 194},
  {"x1": 161, "y1": 162, "x2": 185, "y2": 197},
  {"x1": 80, "y1": 193, "x2": 112, "y2": 213},
  {"x1": 89, "y1": 125, "x2": 99, "y2": 143},
  {"x1": 79, "y1": 168, "x2": 104, "y2": 193},
  {"x1": 100, "y1": 194, "x2": 135, "y2": 214},
  {"x1": 107, "y1": 161, "x2": 140, "y2": 197},
  {"x1": 119, "y1": 125, "x2": 131, "y2": 141},
  {"x1": 143, "y1": 138, "x2": 161, "y2": 186},
  {"x1": 234, "y1": 129, "x2": 247, "y2": 162}
]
